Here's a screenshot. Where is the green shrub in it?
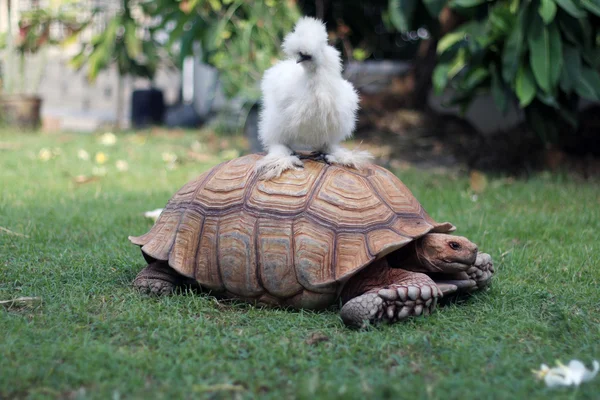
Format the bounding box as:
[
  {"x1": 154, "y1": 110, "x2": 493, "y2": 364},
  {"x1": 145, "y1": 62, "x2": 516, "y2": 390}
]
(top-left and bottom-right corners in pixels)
[
  {"x1": 141, "y1": 0, "x2": 300, "y2": 103},
  {"x1": 390, "y1": 0, "x2": 600, "y2": 140}
]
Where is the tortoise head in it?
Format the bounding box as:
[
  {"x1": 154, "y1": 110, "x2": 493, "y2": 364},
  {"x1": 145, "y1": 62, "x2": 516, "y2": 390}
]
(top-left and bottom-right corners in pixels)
[{"x1": 415, "y1": 233, "x2": 478, "y2": 273}]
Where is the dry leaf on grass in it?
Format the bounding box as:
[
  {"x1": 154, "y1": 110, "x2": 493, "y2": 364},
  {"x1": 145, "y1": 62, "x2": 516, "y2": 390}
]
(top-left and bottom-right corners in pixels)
[
  {"x1": 192, "y1": 383, "x2": 244, "y2": 393},
  {"x1": 0, "y1": 297, "x2": 42, "y2": 309},
  {"x1": 0, "y1": 226, "x2": 29, "y2": 238},
  {"x1": 0, "y1": 142, "x2": 21, "y2": 150},
  {"x1": 305, "y1": 332, "x2": 329, "y2": 345},
  {"x1": 73, "y1": 175, "x2": 100, "y2": 184},
  {"x1": 187, "y1": 151, "x2": 215, "y2": 163},
  {"x1": 469, "y1": 170, "x2": 488, "y2": 193}
]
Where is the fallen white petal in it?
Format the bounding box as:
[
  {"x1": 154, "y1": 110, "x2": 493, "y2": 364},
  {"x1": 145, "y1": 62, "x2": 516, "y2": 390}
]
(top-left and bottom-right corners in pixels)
[
  {"x1": 99, "y1": 132, "x2": 117, "y2": 146},
  {"x1": 77, "y1": 149, "x2": 90, "y2": 161},
  {"x1": 116, "y1": 160, "x2": 129, "y2": 171},
  {"x1": 144, "y1": 208, "x2": 163, "y2": 222},
  {"x1": 534, "y1": 360, "x2": 599, "y2": 388},
  {"x1": 568, "y1": 360, "x2": 599, "y2": 384},
  {"x1": 38, "y1": 148, "x2": 52, "y2": 161}
]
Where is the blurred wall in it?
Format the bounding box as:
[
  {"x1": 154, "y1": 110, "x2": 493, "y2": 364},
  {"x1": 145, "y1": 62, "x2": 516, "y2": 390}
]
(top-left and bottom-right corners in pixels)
[{"x1": 38, "y1": 48, "x2": 181, "y2": 132}]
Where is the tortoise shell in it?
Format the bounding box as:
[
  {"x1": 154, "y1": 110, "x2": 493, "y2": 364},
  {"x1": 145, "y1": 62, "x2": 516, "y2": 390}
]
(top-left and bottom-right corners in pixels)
[{"x1": 129, "y1": 154, "x2": 455, "y2": 308}]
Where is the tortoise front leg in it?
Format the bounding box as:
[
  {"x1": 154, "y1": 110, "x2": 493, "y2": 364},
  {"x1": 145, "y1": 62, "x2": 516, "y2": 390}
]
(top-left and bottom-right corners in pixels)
[
  {"x1": 133, "y1": 261, "x2": 199, "y2": 295},
  {"x1": 430, "y1": 252, "x2": 495, "y2": 296},
  {"x1": 339, "y1": 266, "x2": 442, "y2": 328}
]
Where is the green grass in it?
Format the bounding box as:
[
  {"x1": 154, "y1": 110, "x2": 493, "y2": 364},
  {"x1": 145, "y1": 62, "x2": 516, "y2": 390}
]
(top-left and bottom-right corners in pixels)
[{"x1": 1, "y1": 129, "x2": 599, "y2": 399}]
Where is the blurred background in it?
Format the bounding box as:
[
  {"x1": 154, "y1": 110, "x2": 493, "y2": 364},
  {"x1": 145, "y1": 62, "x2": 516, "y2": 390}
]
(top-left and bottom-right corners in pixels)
[{"x1": 0, "y1": 0, "x2": 599, "y2": 175}]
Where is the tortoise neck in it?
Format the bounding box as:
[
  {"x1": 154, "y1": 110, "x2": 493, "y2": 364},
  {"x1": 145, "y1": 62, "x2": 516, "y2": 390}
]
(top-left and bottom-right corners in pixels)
[{"x1": 387, "y1": 239, "x2": 441, "y2": 273}]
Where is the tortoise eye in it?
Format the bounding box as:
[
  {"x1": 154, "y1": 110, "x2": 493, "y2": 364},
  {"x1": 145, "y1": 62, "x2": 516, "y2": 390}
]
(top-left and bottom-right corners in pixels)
[{"x1": 449, "y1": 241, "x2": 461, "y2": 250}]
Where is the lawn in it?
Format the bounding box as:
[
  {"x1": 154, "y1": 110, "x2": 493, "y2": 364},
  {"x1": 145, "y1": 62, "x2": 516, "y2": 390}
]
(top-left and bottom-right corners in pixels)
[{"x1": 1, "y1": 129, "x2": 599, "y2": 399}]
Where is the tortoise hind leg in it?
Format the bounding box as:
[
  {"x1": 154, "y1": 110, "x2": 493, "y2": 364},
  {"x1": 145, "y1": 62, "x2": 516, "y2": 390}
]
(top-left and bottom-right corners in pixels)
[{"x1": 133, "y1": 261, "x2": 199, "y2": 295}]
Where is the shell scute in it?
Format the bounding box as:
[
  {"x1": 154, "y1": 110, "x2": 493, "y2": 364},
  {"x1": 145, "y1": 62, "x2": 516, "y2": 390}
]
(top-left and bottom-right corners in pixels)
[
  {"x1": 392, "y1": 215, "x2": 435, "y2": 237},
  {"x1": 247, "y1": 161, "x2": 325, "y2": 214},
  {"x1": 128, "y1": 170, "x2": 210, "y2": 249},
  {"x1": 169, "y1": 210, "x2": 204, "y2": 277},
  {"x1": 367, "y1": 228, "x2": 412, "y2": 259},
  {"x1": 138, "y1": 208, "x2": 181, "y2": 261},
  {"x1": 194, "y1": 155, "x2": 258, "y2": 210},
  {"x1": 293, "y1": 218, "x2": 337, "y2": 293},
  {"x1": 307, "y1": 168, "x2": 393, "y2": 228},
  {"x1": 367, "y1": 166, "x2": 422, "y2": 215},
  {"x1": 217, "y1": 212, "x2": 263, "y2": 297},
  {"x1": 257, "y1": 218, "x2": 303, "y2": 297},
  {"x1": 194, "y1": 216, "x2": 223, "y2": 291},
  {"x1": 334, "y1": 233, "x2": 373, "y2": 280}
]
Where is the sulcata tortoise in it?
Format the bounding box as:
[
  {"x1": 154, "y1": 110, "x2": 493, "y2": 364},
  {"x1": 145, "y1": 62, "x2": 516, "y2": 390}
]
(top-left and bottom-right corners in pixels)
[{"x1": 130, "y1": 154, "x2": 494, "y2": 327}]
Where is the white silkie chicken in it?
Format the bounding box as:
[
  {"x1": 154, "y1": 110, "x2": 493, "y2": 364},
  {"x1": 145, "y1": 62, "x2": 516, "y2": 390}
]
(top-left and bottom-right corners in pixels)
[{"x1": 256, "y1": 17, "x2": 372, "y2": 180}]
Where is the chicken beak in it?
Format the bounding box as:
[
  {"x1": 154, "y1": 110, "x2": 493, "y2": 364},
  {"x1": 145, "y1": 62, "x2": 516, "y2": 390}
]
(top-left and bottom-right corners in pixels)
[{"x1": 296, "y1": 54, "x2": 312, "y2": 63}]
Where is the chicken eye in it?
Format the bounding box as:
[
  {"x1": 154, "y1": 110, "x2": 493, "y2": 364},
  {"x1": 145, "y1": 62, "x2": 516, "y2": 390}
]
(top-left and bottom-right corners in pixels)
[
  {"x1": 449, "y1": 241, "x2": 461, "y2": 250},
  {"x1": 298, "y1": 52, "x2": 312, "y2": 60}
]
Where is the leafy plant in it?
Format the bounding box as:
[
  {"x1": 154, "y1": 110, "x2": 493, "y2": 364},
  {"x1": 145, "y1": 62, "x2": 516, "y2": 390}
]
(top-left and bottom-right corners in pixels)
[
  {"x1": 70, "y1": 2, "x2": 163, "y2": 82},
  {"x1": 140, "y1": 0, "x2": 301, "y2": 102},
  {"x1": 389, "y1": 0, "x2": 600, "y2": 140}
]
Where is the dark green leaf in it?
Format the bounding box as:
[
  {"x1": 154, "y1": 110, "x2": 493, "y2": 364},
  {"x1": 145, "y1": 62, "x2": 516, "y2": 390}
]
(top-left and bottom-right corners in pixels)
[
  {"x1": 423, "y1": 0, "x2": 448, "y2": 18},
  {"x1": 536, "y1": 91, "x2": 560, "y2": 108},
  {"x1": 490, "y1": 65, "x2": 509, "y2": 113},
  {"x1": 448, "y1": 47, "x2": 468, "y2": 78},
  {"x1": 450, "y1": 0, "x2": 486, "y2": 8},
  {"x1": 561, "y1": 45, "x2": 581, "y2": 93},
  {"x1": 432, "y1": 63, "x2": 451, "y2": 94},
  {"x1": 558, "y1": 13, "x2": 592, "y2": 48},
  {"x1": 574, "y1": 66, "x2": 600, "y2": 101},
  {"x1": 553, "y1": 0, "x2": 586, "y2": 17},
  {"x1": 437, "y1": 31, "x2": 467, "y2": 54},
  {"x1": 388, "y1": 0, "x2": 418, "y2": 32},
  {"x1": 539, "y1": 0, "x2": 557, "y2": 23},
  {"x1": 516, "y1": 64, "x2": 537, "y2": 107},
  {"x1": 528, "y1": 17, "x2": 563, "y2": 93},
  {"x1": 502, "y1": 7, "x2": 527, "y2": 83},
  {"x1": 581, "y1": 47, "x2": 600, "y2": 68},
  {"x1": 559, "y1": 65, "x2": 572, "y2": 92},
  {"x1": 179, "y1": 21, "x2": 198, "y2": 66},
  {"x1": 535, "y1": 93, "x2": 577, "y2": 128},
  {"x1": 489, "y1": 4, "x2": 515, "y2": 36},
  {"x1": 580, "y1": 0, "x2": 600, "y2": 15},
  {"x1": 460, "y1": 67, "x2": 489, "y2": 91}
]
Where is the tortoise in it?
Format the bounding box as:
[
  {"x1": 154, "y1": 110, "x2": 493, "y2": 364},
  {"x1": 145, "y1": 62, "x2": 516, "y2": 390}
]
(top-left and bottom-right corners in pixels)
[{"x1": 129, "y1": 154, "x2": 494, "y2": 327}]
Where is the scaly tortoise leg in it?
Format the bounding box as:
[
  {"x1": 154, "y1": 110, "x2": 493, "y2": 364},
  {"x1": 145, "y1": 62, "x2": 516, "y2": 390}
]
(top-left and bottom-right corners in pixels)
[
  {"x1": 431, "y1": 252, "x2": 495, "y2": 296},
  {"x1": 340, "y1": 270, "x2": 441, "y2": 328},
  {"x1": 133, "y1": 261, "x2": 199, "y2": 295}
]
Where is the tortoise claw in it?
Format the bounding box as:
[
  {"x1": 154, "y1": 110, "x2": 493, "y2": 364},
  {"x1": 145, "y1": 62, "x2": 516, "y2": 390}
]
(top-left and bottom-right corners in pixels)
[{"x1": 433, "y1": 252, "x2": 495, "y2": 295}]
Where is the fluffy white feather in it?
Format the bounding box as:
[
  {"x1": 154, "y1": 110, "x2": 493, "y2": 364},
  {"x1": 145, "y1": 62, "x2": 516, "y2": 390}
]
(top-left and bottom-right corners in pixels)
[{"x1": 256, "y1": 17, "x2": 372, "y2": 180}]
